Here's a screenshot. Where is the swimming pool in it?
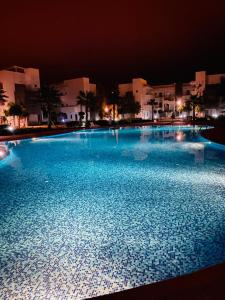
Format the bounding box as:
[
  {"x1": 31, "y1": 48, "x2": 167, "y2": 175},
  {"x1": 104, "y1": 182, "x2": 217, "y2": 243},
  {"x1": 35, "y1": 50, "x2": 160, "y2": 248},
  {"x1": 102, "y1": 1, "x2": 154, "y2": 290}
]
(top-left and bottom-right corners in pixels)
[{"x1": 0, "y1": 126, "x2": 225, "y2": 299}]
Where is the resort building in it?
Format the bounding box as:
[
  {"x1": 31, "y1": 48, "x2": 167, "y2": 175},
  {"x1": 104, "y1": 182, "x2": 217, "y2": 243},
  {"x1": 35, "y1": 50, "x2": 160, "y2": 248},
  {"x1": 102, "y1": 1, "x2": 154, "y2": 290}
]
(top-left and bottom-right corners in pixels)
[
  {"x1": 119, "y1": 79, "x2": 179, "y2": 119},
  {"x1": 194, "y1": 71, "x2": 225, "y2": 117},
  {"x1": 119, "y1": 78, "x2": 153, "y2": 119},
  {"x1": 0, "y1": 66, "x2": 41, "y2": 124},
  {"x1": 118, "y1": 71, "x2": 225, "y2": 120},
  {"x1": 54, "y1": 77, "x2": 96, "y2": 122}
]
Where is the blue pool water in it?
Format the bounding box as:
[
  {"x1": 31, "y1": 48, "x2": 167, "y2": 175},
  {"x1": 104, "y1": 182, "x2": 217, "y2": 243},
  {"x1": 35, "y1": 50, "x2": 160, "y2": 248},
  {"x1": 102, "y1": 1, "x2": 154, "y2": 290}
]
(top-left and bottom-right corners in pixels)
[{"x1": 1, "y1": 126, "x2": 225, "y2": 299}]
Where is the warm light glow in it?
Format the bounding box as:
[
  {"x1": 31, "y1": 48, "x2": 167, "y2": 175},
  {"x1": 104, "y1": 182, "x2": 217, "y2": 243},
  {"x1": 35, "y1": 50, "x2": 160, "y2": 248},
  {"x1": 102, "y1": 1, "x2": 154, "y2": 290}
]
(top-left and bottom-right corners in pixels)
[
  {"x1": 7, "y1": 126, "x2": 14, "y2": 132},
  {"x1": 176, "y1": 132, "x2": 184, "y2": 142},
  {"x1": 181, "y1": 112, "x2": 187, "y2": 118},
  {"x1": 177, "y1": 99, "x2": 182, "y2": 106},
  {"x1": 104, "y1": 106, "x2": 109, "y2": 113}
]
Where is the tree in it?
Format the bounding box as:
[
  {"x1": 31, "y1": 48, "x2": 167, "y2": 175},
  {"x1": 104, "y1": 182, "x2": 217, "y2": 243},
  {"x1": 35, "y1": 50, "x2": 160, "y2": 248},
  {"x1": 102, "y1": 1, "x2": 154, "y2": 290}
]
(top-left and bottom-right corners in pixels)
[
  {"x1": 77, "y1": 91, "x2": 97, "y2": 125},
  {"x1": 0, "y1": 88, "x2": 8, "y2": 106},
  {"x1": 147, "y1": 99, "x2": 157, "y2": 121},
  {"x1": 107, "y1": 88, "x2": 120, "y2": 121},
  {"x1": 186, "y1": 83, "x2": 204, "y2": 121},
  {"x1": 0, "y1": 88, "x2": 8, "y2": 124},
  {"x1": 89, "y1": 95, "x2": 102, "y2": 121},
  {"x1": 39, "y1": 85, "x2": 62, "y2": 129},
  {"x1": 118, "y1": 92, "x2": 141, "y2": 118},
  {"x1": 4, "y1": 102, "x2": 28, "y2": 128}
]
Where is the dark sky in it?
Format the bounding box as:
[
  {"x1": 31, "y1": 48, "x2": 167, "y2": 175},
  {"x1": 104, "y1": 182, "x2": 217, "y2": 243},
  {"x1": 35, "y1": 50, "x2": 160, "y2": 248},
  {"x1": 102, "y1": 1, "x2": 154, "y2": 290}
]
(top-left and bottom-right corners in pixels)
[{"x1": 1, "y1": 0, "x2": 225, "y2": 87}]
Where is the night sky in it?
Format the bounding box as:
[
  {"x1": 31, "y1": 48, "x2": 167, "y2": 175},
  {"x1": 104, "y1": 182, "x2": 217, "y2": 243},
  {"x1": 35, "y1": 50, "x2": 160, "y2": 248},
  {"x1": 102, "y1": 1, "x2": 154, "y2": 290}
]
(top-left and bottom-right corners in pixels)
[{"x1": 1, "y1": 0, "x2": 225, "y2": 87}]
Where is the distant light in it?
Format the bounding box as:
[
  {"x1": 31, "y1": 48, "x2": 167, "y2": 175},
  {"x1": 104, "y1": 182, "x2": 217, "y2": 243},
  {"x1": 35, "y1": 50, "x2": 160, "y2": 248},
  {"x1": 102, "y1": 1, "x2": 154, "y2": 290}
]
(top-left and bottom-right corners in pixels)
[
  {"x1": 177, "y1": 99, "x2": 182, "y2": 106},
  {"x1": 7, "y1": 126, "x2": 14, "y2": 132},
  {"x1": 105, "y1": 107, "x2": 109, "y2": 113},
  {"x1": 62, "y1": 119, "x2": 65, "y2": 123},
  {"x1": 212, "y1": 113, "x2": 218, "y2": 118}
]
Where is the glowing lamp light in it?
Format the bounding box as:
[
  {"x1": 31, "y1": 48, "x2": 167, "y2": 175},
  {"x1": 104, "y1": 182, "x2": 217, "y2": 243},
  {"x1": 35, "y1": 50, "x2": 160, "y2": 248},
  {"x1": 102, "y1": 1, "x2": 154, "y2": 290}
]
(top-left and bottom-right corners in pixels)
[
  {"x1": 7, "y1": 126, "x2": 14, "y2": 132},
  {"x1": 177, "y1": 99, "x2": 182, "y2": 106},
  {"x1": 104, "y1": 107, "x2": 109, "y2": 113},
  {"x1": 212, "y1": 113, "x2": 218, "y2": 119}
]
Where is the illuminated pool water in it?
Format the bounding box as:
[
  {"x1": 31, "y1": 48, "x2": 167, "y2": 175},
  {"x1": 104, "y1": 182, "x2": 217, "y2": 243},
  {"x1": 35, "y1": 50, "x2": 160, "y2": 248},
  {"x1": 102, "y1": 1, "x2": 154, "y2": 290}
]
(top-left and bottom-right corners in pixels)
[{"x1": 0, "y1": 126, "x2": 225, "y2": 299}]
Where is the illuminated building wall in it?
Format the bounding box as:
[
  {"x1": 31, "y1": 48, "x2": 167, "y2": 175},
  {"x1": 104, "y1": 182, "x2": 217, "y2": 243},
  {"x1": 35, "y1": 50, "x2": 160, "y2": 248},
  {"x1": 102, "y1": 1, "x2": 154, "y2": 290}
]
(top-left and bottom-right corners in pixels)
[
  {"x1": 55, "y1": 77, "x2": 96, "y2": 122},
  {"x1": 119, "y1": 78, "x2": 153, "y2": 119},
  {"x1": 0, "y1": 66, "x2": 40, "y2": 124}
]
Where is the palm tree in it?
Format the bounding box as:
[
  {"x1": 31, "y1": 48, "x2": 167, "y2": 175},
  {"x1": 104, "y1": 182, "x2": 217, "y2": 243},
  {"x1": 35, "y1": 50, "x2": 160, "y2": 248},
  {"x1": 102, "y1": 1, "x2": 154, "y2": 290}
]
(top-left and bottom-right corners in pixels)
[
  {"x1": 107, "y1": 88, "x2": 120, "y2": 121},
  {"x1": 187, "y1": 83, "x2": 204, "y2": 122},
  {"x1": 77, "y1": 91, "x2": 96, "y2": 125},
  {"x1": 4, "y1": 102, "x2": 27, "y2": 128},
  {"x1": 89, "y1": 95, "x2": 102, "y2": 121},
  {"x1": 147, "y1": 99, "x2": 157, "y2": 121},
  {"x1": 118, "y1": 92, "x2": 141, "y2": 118},
  {"x1": 0, "y1": 88, "x2": 8, "y2": 124},
  {"x1": 40, "y1": 85, "x2": 62, "y2": 129}
]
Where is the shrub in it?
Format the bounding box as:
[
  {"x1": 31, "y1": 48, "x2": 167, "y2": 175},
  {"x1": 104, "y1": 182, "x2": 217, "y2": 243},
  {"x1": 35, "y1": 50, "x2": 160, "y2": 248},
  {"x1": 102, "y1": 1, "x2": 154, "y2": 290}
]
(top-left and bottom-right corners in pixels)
[
  {"x1": 93, "y1": 120, "x2": 110, "y2": 126},
  {"x1": 66, "y1": 121, "x2": 80, "y2": 128}
]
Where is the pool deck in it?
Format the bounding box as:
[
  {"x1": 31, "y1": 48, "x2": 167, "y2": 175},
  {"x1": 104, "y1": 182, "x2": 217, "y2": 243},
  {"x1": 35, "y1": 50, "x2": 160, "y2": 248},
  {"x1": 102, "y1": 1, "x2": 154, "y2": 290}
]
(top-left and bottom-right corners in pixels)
[
  {"x1": 0, "y1": 128, "x2": 77, "y2": 142},
  {"x1": 97, "y1": 262, "x2": 225, "y2": 300},
  {"x1": 200, "y1": 127, "x2": 225, "y2": 146}
]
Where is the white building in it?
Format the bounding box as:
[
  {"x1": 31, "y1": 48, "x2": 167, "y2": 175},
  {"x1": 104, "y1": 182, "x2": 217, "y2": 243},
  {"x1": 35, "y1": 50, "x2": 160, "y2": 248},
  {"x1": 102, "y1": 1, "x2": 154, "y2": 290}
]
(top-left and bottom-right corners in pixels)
[
  {"x1": 151, "y1": 83, "x2": 177, "y2": 117},
  {"x1": 119, "y1": 78, "x2": 178, "y2": 119},
  {"x1": 194, "y1": 71, "x2": 225, "y2": 117},
  {"x1": 0, "y1": 66, "x2": 40, "y2": 124},
  {"x1": 119, "y1": 71, "x2": 225, "y2": 120},
  {"x1": 55, "y1": 77, "x2": 96, "y2": 122},
  {"x1": 119, "y1": 78, "x2": 153, "y2": 119}
]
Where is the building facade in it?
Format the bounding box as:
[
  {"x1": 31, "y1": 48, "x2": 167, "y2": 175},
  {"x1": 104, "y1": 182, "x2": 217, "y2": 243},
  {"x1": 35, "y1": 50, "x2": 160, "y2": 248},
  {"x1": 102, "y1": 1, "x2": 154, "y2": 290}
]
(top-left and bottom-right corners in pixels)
[
  {"x1": 119, "y1": 78, "x2": 178, "y2": 119},
  {"x1": 0, "y1": 66, "x2": 40, "y2": 124},
  {"x1": 194, "y1": 71, "x2": 225, "y2": 117},
  {"x1": 118, "y1": 71, "x2": 225, "y2": 120},
  {"x1": 119, "y1": 78, "x2": 153, "y2": 119},
  {"x1": 55, "y1": 77, "x2": 96, "y2": 122}
]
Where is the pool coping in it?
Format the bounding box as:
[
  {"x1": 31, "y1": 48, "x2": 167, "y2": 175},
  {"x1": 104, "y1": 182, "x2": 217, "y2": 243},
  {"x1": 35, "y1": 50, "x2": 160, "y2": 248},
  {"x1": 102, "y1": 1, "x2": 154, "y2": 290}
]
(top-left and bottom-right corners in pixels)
[
  {"x1": 96, "y1": 262, "x2": 225, "y2": 299},
  {"x1": 200, "y1": 127, "x2": 225, "y2": 147}
]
